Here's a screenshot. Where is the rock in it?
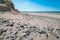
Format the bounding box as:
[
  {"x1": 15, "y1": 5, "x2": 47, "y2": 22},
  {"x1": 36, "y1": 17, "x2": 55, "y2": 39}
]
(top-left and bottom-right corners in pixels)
[
  {"x1": 12, "y1": 34, "x2": 18, "y2": 40},
  {"x1": 2, "y1": 29, "x2": 7, "y2": 32},
  {"x1": 0, "y1": 36, "x2": 4, "y2": 40},
  {"x1": 14, "y1": 31, "x2": 18, "y2": 35},
  {"x1": 7, "y1": 37, "x2": 15, "y2": 40},
  {"x1": 2, "y1": 33, "x2": 6, "y2": 36},
  {"x1": 8, "y1": 35, "x2": 15, "y2": 40},
  {"x1": 2, "y1": 20, "x2": 9, "y2": 23},
  {"x1": 20, "y1": 25, "x2": 24, "y2": 29},
  {"x1": 23, "y1": 31, "x2": 31, "y2": 38},
  {"x1": 0, "y1": 18, "x2": 3, "y2": 25},
  {"x1": 28, "y1": 36, "x2": 33, "y2": 40},
  {"x1": 56, "y1": 36, "x2": 59, "y2": 39},
  {"x1": 6, "y1": 22, "x2": 14, "y2": 27},
  {"x1": 0, "y1": 28, "x2": 3, "y2": 35},
  {"x1": 18, "y1": 36, "x2": 22, "y2": 40},
  {"x1": 16, "y1": 23, "x2": 29, "y2": 31},
  {"x1": 0, "y1": 28, "x2": 7, "y2": 35},
  {"x1": 10, "y1": 22, "x2": 14, "y2": 27},
  {"x1": 30, "y1": 26, "x2": 40, "y2": 32},
  {"x1": 46, "y1": 34, "x2": 48, "y2": 39},
  {"x1": 6, "y1": 36, "x2": 9, "y2": 39},
  {"x1": 6, "y1": 34, "x2": 18, "y2": 40}
]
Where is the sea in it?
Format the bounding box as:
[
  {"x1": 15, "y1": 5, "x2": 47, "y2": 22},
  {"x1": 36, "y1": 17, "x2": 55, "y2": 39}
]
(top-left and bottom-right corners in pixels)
[{"x1": 21, "y1": 11, "x2": 60, "y2": 14}]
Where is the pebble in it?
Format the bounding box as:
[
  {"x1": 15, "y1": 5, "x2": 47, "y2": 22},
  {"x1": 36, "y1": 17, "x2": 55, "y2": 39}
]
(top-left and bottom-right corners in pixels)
[
  {"x1": 23, "y1": 31, "x2": 31, "y2": 38},
  {"x1": 28, "y1": 36, "x2": 33, "y2": 40},
  {"x1": 14, "y1": 31, "x2": 18, "y2": 35},
  {"x1": 6, "y1": 22, "x2": 14, "y2": 27},
  {"x1": 0, "y1": 18, "x2": 4, "y2": 25},
  {"x1": 0, "y1": 28, "x2": 7, "y2": 35},
  {"x1": 18, "y1": 36, "x2": 22, "y2": 40},
  {"x1": 0, "y1": 18, "x2": 60, "y2": 40},
  {"x1": 0, "y1": 28, "x2": 3, "y2": 35}
]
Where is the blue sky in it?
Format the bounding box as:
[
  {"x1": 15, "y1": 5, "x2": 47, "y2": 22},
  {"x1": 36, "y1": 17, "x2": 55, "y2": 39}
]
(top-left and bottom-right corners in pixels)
[{"x1": 11, "y1": 0, "x2": 60, "y2": 11}]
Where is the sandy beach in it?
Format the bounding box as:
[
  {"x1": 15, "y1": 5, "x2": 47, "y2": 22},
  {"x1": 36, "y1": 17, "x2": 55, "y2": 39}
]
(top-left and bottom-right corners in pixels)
[{"x1": 0, "y1": 11, "x2": 60, "y2": 40}]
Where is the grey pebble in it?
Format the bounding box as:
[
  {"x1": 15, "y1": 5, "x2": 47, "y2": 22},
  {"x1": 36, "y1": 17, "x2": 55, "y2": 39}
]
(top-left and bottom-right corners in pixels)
[
  {"x1": 0, "y1": 28, "x2": 7, "y2": 35},
  {"x1": 18, "y1": 36, "x2": 22, "y2": 40},
  {"x1": 28, "y1": 36, "x2": 33, "y2": 40}
]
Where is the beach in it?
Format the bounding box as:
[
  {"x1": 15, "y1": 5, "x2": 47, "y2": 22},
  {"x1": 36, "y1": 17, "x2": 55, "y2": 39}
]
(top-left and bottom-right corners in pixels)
[{"x1": 0, "y1": 11, "x2": 60, "y2": 40}]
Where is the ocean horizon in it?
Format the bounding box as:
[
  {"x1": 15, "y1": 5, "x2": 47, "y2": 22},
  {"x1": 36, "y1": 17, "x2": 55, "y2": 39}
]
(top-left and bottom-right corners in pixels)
[{"x1": 21, "y1": 11, "x2": 60, "y2": 14}]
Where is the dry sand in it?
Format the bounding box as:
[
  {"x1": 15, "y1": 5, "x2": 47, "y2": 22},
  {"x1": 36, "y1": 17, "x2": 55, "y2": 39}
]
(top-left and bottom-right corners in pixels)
[{"x1": 0, "y1": 11, "x2": 60, "y2": 40}]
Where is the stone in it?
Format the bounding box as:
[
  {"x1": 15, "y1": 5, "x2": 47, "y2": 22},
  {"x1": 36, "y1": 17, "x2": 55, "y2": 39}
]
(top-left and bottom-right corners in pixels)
[
  {"x1": 0, "y1": 28, "x2": 3, "y2": 35},
  {"x1": 23, "y1": 31, "x2": 31, "y2": 38},
  {"x1": 56, "y1": 36, "x2": 59, "y2": 39},
  {"x1": 14, "y1": 31, "x2": 18, "y2": 35},
  {"x1": 18, "y1": 36, "x2": 22, "y2": 40},
  {"x1": 0, "y1": 18, "x2": 3, "y2": 25},
  {"x1": 0, "y1": 28, "x2": 7, "y2": 35},
  {"x1": 6, "y1": 22, "x2": 14, "y2": 27},
  {"x1": 8, "y1": 35, "x2": 15, "y2": 40},
  {"x1": 28, "y1": 36, "x2": 33, "y2": 40},
  {"x1": 2, "y1": 20, "x2": 9, "y2": 23}
]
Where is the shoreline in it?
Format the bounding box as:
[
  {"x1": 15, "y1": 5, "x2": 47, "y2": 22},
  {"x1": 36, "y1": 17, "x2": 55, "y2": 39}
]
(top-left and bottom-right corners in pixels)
[{"x1": 22, "y1": 12, "x2": 60, "y2": 18}]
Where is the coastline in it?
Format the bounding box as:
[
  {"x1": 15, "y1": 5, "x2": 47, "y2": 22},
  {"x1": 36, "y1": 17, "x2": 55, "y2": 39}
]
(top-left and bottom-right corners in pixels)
[{"x1": 22, "y1": 12, "x2": 60, "y2": 18}]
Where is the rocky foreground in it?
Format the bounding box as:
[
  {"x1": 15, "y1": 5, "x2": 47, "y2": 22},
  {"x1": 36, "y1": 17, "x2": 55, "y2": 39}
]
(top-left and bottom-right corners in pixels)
[{"x1": 0, "y1": 12, "x2": 60, "y2": 40}]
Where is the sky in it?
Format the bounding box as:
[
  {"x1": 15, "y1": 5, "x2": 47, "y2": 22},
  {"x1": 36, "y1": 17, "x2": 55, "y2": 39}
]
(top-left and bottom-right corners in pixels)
[{"x1": 11, "y1": 0, "x2": 60, "y2": 11}]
